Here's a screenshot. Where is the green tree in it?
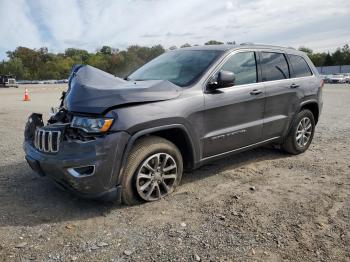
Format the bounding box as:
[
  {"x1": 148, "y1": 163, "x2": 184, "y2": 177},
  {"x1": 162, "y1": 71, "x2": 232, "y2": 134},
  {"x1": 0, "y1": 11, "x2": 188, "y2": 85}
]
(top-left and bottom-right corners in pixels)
[
  {"x1": 65, "y1": 48, "x2": 89, "y2": 63},
  {"x1": 324, "y1": 52, "x2": 333, "y2": 66},
  {"x1": 332, "y1": 48, "x2": 344, "y2": 65},
  {"x1": 7, "y1": 46, "x2": 42, "y2": 79},
  {"x1": 309, "y1": 53, "x2": 327, "y2": 67},
  {"x1": 87, "y1": 54, "x2": 109, "y2": 71},
  {"x1": 205, "y1": 40, "x2": 224, "y2": 45},
  {"x1": 100, "y1": 46, "x2": 112, "y2": 55},
  {"x1": 2, "y1": 57, "x2": 27, "y2": 79},
  {"x1": 298, "y1": 47, "x2": 313, "y2": 56},
  {"x1": 109, "y1": 52, "x2": 125, "y2": 75},
  {"x1": 150, "y1": 45, "x2": 165, "y2": 58},
  {"x1": 180, "y1": 43, "x2": 191, "y2": 48},
  {"x1": 341, "y1": 44, "x2": 350, "y2": 64},
  {"x1": 3, "y1": 42, "x2": 348, "y2": 80}
]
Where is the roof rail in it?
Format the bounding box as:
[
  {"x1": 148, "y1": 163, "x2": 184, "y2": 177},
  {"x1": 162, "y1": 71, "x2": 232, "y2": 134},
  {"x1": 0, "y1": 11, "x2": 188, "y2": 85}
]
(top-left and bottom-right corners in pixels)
[{"x1": 238, "y1": 43, "x2": 297, "y2": 50}]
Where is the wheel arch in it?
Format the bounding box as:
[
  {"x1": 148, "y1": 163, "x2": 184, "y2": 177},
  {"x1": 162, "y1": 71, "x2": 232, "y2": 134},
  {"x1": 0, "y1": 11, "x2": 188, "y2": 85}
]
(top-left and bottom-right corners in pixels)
[
  {"x1": 283, "y1": 100, "x2": 319, "y2": 141},
  {"x1": 117, "y1": 124, "x2": 197, "y2": 184},
  {"x1": 300, "y1": 101, "x2": 319, "y2": 124}
]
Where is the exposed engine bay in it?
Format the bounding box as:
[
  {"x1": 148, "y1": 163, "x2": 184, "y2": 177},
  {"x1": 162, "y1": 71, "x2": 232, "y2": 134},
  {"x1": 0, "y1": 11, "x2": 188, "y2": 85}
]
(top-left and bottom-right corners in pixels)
[{"x1": 24, "y1": 91, "x2": 97, "y2": 154}]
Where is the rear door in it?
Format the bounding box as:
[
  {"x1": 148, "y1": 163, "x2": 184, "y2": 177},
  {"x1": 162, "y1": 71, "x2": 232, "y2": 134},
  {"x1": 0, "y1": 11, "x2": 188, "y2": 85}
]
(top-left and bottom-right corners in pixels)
[
  {"x1": 288, "y1": 54, "x2": 315, "y2": 93},
  {"x1": 259, "y1": 51, "x2": 302, "y2": 139},
  {"x1": 202, "y1": 50, "x2": 265, "y2": 158}
]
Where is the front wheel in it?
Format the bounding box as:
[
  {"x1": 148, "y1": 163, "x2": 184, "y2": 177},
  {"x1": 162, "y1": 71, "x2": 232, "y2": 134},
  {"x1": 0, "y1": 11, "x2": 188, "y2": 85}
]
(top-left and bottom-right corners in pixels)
[
  {"x1": 282, "y1": 109, "x2": 315, "y2": 155},
  {"x1": 121, "y1": 136, "x2": 183, "y2": 205}
]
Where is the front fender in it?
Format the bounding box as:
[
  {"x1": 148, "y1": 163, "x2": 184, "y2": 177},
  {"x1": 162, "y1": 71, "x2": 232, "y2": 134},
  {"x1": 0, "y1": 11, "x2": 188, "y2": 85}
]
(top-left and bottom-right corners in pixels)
[{"x1": 117, "y1": 124, "x2": 198, "y2": 184}]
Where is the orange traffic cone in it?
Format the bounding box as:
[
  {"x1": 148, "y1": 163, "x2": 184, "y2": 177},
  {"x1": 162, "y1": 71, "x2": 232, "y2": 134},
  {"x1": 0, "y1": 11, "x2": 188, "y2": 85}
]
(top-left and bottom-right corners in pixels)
[{"x1": 23, "y1": 88, "x2": 30, "y2": 101}]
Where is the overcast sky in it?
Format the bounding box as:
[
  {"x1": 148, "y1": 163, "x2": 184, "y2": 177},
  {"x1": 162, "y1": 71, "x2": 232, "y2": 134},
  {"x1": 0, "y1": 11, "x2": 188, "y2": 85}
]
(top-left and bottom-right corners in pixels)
[{"x1": 1, "y1": 0, "x2": 350, "y2": 59}]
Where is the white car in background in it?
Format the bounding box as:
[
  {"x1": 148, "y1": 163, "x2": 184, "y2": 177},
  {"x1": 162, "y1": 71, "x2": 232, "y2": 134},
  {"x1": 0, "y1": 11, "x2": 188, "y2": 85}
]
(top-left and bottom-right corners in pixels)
[
  {"x1": 328, "y1": 74, "x2": 346, "y2": 84},
  {"x1": 343, "y1": 73, "x2": 350, "y2": 83}
]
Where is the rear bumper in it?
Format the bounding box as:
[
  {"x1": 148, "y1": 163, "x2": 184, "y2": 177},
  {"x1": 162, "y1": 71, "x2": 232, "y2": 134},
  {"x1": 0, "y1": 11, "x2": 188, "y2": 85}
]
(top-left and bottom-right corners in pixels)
[{"x1": 24, "y1": 131, "x2": 130, "y2": 201}]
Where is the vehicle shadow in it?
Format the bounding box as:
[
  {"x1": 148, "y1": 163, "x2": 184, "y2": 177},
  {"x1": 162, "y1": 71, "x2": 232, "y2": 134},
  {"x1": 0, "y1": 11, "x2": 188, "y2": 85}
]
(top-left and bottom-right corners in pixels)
[
  {"x1": 0, "y1": 147, "x2": 288, "y2": 227},
  {"x1": 182, "y1": 146, "x2": 288, "y2": 185},
  {"x1": 0, "y1": 161, "x2": 121, "y2": 227}
]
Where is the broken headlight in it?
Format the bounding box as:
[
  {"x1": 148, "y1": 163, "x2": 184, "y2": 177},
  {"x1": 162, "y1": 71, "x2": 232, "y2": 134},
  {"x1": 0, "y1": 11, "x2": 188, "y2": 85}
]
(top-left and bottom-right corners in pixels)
[{"x1": 70, "y1": 116, "x2": 114, "y2": 133}]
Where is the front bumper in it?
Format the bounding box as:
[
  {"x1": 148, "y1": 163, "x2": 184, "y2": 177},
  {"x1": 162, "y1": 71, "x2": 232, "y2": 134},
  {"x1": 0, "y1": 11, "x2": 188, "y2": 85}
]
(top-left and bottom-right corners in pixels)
[{"x1": 24, "y1": 131, "x2": 130, "y2": 201}]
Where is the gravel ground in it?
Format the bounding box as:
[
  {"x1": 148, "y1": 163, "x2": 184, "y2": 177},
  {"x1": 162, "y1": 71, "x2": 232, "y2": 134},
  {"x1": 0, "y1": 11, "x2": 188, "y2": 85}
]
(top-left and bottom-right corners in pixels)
[{"x1": 0, "y1": 84, "x2": 349, "y2": 262}]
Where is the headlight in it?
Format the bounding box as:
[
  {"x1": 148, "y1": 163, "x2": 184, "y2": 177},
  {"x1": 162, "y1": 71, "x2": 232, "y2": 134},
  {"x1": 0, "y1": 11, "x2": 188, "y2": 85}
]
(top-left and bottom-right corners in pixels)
[{"x1": 71, "y1": 116, "x2": 114, "y2": 133}]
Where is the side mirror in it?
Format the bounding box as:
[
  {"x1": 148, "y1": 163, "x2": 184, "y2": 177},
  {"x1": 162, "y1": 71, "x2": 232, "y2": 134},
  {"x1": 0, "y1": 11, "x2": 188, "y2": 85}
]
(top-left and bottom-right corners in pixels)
[{"x1": 208, "y1": 70, "x2": 235, "y2": 90}]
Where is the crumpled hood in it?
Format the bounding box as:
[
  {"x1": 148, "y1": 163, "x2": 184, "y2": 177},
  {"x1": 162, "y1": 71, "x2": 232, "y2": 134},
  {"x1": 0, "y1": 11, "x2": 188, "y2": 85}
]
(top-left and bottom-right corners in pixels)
[{"x1": 64, "y1": 65, "x2": 182, "y2": 114}]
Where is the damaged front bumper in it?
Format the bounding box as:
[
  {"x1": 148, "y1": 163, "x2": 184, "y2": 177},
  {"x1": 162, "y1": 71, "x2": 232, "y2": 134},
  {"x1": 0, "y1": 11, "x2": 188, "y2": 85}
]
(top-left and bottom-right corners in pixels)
[{"x1": 24, "y1": 114, "x2": 130, "y2": 202}]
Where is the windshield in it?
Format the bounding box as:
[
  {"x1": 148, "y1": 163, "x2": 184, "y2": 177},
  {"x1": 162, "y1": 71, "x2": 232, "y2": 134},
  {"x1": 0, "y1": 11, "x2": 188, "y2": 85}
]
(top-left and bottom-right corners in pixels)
[{"x1": 128, "y1": 50, "x2": 223, "y2": 87}]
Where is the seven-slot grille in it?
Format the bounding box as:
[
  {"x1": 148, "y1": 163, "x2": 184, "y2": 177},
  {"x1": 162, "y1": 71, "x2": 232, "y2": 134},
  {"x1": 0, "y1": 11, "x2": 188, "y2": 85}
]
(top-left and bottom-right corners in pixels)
[{"x1": 34, "y1": 128, "x2": 61, "y2": 153}]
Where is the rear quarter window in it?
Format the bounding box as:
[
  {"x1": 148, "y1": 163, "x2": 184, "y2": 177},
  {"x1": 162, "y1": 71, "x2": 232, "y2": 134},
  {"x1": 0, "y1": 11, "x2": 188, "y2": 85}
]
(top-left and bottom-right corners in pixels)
[{"x1": 289, "y1": 54, "x2": 313, "y2": 77}]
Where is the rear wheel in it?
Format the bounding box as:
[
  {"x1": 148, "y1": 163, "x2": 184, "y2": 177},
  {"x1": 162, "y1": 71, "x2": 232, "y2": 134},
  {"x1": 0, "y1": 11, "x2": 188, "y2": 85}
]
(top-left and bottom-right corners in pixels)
[
  {"x1": 121, "y1": 136, "x2": 183, "y2": 205},
  {"x1": 282, "y1": 109, "x2": 315, "y2": 155}
]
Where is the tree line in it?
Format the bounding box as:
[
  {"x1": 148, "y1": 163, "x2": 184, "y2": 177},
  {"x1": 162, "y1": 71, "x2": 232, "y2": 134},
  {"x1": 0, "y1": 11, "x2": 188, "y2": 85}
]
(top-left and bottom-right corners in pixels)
[
  {"x1": 0, "y1": 41, "x2": 349, "y2": 80},
  {"x1": 299, "y1": 44, "x2": 350, "y2": 67},
  {"x1": 0, "y1": 45, "x2": 165, "y2": 80}
]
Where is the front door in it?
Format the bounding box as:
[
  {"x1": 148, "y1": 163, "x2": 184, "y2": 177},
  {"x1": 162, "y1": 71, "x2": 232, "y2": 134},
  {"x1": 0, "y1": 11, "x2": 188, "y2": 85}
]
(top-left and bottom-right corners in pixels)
[{"x1": 202, "y1": 51, "x2": 265, "y2": 158}]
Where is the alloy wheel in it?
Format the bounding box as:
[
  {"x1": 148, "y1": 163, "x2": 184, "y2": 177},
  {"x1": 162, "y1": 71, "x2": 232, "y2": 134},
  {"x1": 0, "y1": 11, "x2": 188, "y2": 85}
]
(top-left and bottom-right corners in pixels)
[
  {"x1": 136, "y1": 153, "x2": 178, "y2": 201},
  {"x1": 295, "y1": 117, "x2": 312, "y2": 147}
]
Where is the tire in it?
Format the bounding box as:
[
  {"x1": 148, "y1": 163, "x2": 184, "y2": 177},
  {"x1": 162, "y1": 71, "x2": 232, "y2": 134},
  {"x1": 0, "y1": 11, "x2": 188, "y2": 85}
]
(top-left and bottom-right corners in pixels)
[
  {"x1": 121, "y1": 136, "x2": 183, "y2": 205},
  {"x1": 282, "y1": 109, "x2": 315, "y2": 155}
]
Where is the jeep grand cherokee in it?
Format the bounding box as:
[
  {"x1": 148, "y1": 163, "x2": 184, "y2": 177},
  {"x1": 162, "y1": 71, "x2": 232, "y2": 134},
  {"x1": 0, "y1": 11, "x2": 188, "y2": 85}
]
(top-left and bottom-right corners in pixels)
[{"x1": 24, "y1": 44, "x2": 323, "y2": 205}]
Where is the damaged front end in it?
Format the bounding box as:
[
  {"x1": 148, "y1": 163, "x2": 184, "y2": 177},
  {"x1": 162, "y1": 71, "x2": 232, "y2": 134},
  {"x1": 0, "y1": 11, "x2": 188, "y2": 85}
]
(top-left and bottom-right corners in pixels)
[
  {"x1": 24, "y1": 64, "x2": 181, "y2": 201},
  {"x1": 24, "y1": 108, "x2": 71, "y2": 154},
  {"x1": 24, "y1": 94, "x2": 129, "y2": 202}
]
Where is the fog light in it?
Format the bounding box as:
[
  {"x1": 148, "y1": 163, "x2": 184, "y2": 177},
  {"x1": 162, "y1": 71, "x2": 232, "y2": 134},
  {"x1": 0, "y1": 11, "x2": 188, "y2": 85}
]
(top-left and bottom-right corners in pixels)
[{"x1": 67, "y1": 165, "x2": 95, "y2": 177}]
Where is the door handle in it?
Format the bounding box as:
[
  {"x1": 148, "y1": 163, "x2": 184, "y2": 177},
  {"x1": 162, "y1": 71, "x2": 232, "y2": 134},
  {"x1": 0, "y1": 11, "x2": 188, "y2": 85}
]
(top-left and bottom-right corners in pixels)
[
  {"x1": 290, "y1": 83, "x2": 299, "y2": 89},
  {"x1": 250, "y1": 89, "x2": 263, "y2": 95}
]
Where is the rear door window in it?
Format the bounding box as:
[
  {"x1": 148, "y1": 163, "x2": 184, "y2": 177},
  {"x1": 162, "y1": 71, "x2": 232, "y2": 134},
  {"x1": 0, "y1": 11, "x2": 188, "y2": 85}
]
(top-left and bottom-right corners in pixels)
[
  {"x1": 220, "y1": 51, "x2": 257, "y2": 85},
  {"x1": 260, "y1": 52, "x2": 290, "y2": 81},
  {"x1": 289, "y1": 54, "x2": 313, "y2": 77}
]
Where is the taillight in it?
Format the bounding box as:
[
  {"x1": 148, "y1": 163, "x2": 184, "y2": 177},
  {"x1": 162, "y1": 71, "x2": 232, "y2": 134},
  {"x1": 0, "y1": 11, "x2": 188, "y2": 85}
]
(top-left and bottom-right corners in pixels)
[{"x1": 320, "y1": 79, "x2": 324, "y2": 88}]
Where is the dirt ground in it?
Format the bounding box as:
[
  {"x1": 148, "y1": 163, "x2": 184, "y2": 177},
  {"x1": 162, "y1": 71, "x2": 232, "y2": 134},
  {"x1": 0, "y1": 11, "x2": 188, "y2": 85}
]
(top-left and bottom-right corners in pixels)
[{"x1": 0, "y1": 84, "x2": 349, "y2": 262}]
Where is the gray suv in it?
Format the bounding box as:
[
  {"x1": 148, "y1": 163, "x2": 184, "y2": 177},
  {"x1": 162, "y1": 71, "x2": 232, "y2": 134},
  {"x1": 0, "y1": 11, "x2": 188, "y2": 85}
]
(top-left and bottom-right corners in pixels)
[{"x1": 24, "y1": 44, "x2": 323, "y2": 205}]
